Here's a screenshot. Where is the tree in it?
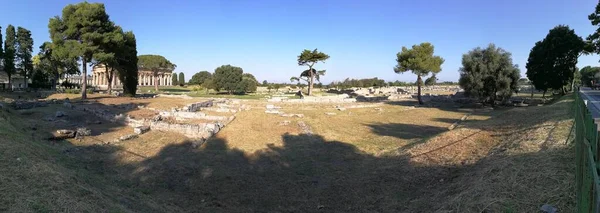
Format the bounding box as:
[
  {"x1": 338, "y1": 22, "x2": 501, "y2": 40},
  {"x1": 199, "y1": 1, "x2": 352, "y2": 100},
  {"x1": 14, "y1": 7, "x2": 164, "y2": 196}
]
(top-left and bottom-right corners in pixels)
[
  {"x1": 93, "y1": 25, "x2": 124, "y2": 94},
  {"x1": 178, "y1": 72, "x2": 185, "y2": 85},
  {"x1": 172, "y1": 73, "x2": 178, "y2": 86},
  {"x1": 189, "y1": 71, "x2": 211, "y2": 85},
  {"x1": 115, "y1": 31, "x2": 138, "y2": 96},
  {"x1": 137, "y1": 54, "x2": 176, "y2": 92},
  {"x1": 0, "y1": 26, "x2": 3, "y2": 83},
  {"x1": 394, "y1": 42, "x2": 444, "y2": 104},
  {"x1": 588, "y1": 2, "x2": 600, "y2": 56},
  {"x1": 238, "y1": 73, "x2": 258, "y2": 93},
  {"x1": 262, "y1": 80, "x2": 268, "y2": 86},
  {"x1": 459, "y1": 44, "x2": 520, "y2": 105},
  {"x1": 201, "y1": 77, "x2": 214, "y2": 94},
  {"x1": 213, "y1": 65, "x2": 243, "y2": 94},
  {"x1": 526, "y1": 25, "x2": 584, "y2": 95},
  {"x1": 49, "y1": 2, "x2": 115, "y2": 99},
  {"x1": 37, "y1": 42, "x2": 80, "y2": 90},
  {"x1": 424, "y1": 74, "x2": 437, "y2": 86},
  {"x1": 580, "y1": 66, "x2": 600, "y2": 86},
  {"x1": 16, "y1": 27, "x2": 34, "y2": 90},
  {"x1": 4, "y1": 25, "x2": 16, "y2": 90},
  {"x1": 292, "y1": 49, "x2": 329, "y2": 95}
]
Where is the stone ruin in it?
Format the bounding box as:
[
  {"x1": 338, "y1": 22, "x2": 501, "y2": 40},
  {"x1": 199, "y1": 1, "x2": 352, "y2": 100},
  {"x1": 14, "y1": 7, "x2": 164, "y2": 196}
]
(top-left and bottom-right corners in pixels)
[
  {"x1": 268, "y1": 94, "x2": 357, "y2": 103},
  {"x1": 60, "y1": 98, "x2": 245, "y2": 142}
]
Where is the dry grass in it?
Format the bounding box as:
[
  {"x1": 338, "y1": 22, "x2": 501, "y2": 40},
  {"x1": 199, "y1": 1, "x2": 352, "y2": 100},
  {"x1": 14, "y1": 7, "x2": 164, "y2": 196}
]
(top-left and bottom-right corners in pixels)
[{"x1": 0, "y1": 92, "x2": 577, "y2": 212}]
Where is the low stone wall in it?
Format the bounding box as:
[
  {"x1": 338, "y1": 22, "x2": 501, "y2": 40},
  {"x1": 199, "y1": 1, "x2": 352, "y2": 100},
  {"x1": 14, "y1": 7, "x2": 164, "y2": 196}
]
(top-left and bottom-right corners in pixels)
[{"x1": 182, "y1": 100, "x2": 214, "y2": 112}]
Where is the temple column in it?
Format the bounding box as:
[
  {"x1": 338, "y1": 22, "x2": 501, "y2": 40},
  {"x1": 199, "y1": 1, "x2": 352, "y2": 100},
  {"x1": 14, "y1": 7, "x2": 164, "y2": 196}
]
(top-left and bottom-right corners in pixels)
[
  {"x1": 169, "y1": 74, "x2": 172, "y2": 86},
  {"x1": 151, "y1": 75, "x2": 155, "y2": 86}
]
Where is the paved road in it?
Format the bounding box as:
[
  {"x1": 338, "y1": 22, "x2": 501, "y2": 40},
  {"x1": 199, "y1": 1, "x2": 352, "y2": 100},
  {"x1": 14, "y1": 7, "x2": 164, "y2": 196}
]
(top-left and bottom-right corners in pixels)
[{"x1": 580, "y1": 87, "x2": 600, "y2": 118}]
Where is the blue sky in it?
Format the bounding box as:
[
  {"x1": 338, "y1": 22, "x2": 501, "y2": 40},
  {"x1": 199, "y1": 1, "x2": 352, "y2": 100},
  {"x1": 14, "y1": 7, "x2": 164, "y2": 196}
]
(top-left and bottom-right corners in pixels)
[{"x1": 0, "y1": 0, "x2": 598, "y2": 83}]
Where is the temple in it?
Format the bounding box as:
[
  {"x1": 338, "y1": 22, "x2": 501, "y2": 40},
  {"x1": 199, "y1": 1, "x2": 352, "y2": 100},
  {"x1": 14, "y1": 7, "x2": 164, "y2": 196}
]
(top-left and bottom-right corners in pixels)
[{"x1": 91, "y1": 64, "x2": 174, "y2": 89}]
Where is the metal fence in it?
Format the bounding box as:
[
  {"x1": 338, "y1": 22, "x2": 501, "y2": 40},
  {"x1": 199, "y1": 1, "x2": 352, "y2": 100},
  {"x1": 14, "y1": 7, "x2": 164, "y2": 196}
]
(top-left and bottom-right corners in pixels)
[{"x1": 575, "y1": 92, "x2": 600, "y2": 212}]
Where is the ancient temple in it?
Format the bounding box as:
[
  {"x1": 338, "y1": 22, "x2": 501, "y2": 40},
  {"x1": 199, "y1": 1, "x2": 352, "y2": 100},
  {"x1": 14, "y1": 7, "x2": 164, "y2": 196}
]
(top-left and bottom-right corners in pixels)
[{"x1": 91, "y1": 64, "x2": 174, "y2": 88}]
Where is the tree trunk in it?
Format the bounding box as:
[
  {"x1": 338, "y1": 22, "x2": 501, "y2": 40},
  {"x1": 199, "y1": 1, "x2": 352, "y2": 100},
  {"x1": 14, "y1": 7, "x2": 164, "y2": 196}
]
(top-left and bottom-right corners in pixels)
[
  {"x1": 154, "y1": 72, "x2": 159, "y2": 92},
  {"x1": 417, "y1": 75, "x2": 423, "y2": 105},
  {"x1": 53, "y1": 73, "x2": 58, "y2": 91},
  {"x1": 542, "y1": 90, "x2": 546, "y2": 98},
  {"x1": 105, "y1": 66, "x2": 114, "y2": 94},
  {"x1": 24, "y1": 74, "x2": 27, "y2": 90},
  {"x1": 81, "y1": 58, "x2": 87, "y2": 99},
  {"x1": 7, "y1": 73, "x2": 12, "y2": 91},
  {"x1": 307, "y1": 65, "x2": 314, "y2": 96}
]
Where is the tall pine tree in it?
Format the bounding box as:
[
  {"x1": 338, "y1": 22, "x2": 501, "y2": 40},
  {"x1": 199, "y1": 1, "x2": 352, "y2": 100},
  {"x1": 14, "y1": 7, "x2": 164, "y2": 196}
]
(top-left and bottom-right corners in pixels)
[
  {"x1": 16, "y1": 27, "x2": 33, "y2": 89},
  {"x1": 4, "y1": 25, "x2": 16, "y2": 90}
]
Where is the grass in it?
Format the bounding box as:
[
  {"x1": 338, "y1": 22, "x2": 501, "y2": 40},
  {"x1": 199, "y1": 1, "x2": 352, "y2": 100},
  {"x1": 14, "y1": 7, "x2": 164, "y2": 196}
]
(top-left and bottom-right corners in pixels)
[
  {"x1": 138, "y1": 86, "x2": 191, "y2": 93},
  {"x1": 0, "y1": 92, "x2": 577, "y2": 212},
  {"x1": 187, "y1": 92, "x2": 271, "y2": 100}
]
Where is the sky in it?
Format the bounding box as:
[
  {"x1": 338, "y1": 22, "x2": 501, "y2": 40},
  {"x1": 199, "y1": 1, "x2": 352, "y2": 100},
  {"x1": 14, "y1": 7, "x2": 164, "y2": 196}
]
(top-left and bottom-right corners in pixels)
[{"x1": 0, "y1": 0, "x2": 598, "y2": 83}]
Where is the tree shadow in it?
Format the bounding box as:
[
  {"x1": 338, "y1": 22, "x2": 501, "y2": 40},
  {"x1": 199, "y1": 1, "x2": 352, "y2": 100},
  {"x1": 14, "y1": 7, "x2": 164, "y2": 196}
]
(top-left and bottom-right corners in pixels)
[
  {"x1": 57, "y1": 131, "x2": 576, "y2": 212},
  {"x1": 366, "y1": 122, "x2": 449, "y2": 140}
]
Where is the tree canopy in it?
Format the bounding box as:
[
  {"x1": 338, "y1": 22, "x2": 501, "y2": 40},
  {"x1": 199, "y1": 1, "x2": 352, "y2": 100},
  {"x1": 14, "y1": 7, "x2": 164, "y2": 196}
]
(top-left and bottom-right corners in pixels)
[
  {"x1": 178, "y1": 72, "x2": 185, "y2": 85},
  {"x1": 213, "y1": 65, "x2": 243, "y2": 94},
  {"x1": 424, "y1": 74, "x2": 437, "y2": 86},
  {"x1": 172, "y1": 73, "x2": 178, "y2": 86},
  {"x1": 526, "y1": 25, "x2": 584, "y2": 94},
  {"x1": 580, "y1": 66, "x2": 600, "y2": 86},
  {"x1": 292, "y1": 49, "x2": 329, "y2": 95},
  {"x1": 459, "y1": 44, "x2": 520, "y2": 105},
  {"x1": 238, "y1": 73, "x2": 258, "y2": 93},
  {"x1": 4, "y1": 25, "x2": 16, "y2": 90},
  {"x1": 394, "y1": 42, "x2": 444, "y2": 104},
  {"x1": 16, "y1": 27, "x2": 34, "y2": 88},
  {"x1": 49, "y1": 2, "x2": 118, "y2": 98},
  {"x1": 189, "y1": 71, "x2": 211, "y2": 85},
  {"x1": 328, "y1": 77, "x2": 386, "y2": 89},
  {"x1": 115, "y1": 31, "x2": 138, "y2": 96}
]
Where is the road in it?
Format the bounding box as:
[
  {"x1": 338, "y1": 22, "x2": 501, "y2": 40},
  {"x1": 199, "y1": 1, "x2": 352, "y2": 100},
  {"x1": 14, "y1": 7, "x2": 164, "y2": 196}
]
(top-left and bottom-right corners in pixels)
[{"x1": 580, "y1": 87, "x2": 600, "y2": 118}]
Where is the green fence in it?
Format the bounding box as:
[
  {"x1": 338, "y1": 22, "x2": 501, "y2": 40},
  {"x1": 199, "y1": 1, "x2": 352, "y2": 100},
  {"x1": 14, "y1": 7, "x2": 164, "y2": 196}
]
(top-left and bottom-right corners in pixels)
[{"x1": 575, "y1": 92, "x2": 600, "y2": 212}]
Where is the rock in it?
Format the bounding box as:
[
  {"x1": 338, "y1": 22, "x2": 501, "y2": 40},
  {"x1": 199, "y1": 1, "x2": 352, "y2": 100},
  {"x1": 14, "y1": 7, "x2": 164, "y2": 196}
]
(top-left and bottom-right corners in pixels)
[
  {"x1": 55, "y1": 111, "x2": 66, "y2": 117},
  {"x1": 119, "y1": 134, "x2": 138, "y2": 141},
  {"x1": 540, "y1": 204, "x2": 557, "y2": 213},
  {"x1": 325, "y1": 112, "x2": 336, "y2": 115},
  {"x1": 152, "y1": 115, "x2": 162, "y2": 122},
  {"x1": 43, "y1": 117, "x2": 56, "y2": 122},
  {"x1": 337, "y1": 107, "x2": 346, "y2": 111},
  {"x1": 134, "y1": 126, "x2": 150, "y2": 135},
  {"x1": 279, "y1": 120, "x2": 291, "y2": 126},
  {"x1": 56, "y1": 129, "x2": 75, "y2": 138},
  {"x1": 281, "y1": 113, "x2": 304, "y2": 118},
  {"x1": 75, "y1": 128, "x2": 92, "y2": 138},
  {"x1": 265, "y1": 110, "x2": 282, "y2": 114},
  {"x1": 265, "y1": 104, "x2": 281, "y2": 109}
]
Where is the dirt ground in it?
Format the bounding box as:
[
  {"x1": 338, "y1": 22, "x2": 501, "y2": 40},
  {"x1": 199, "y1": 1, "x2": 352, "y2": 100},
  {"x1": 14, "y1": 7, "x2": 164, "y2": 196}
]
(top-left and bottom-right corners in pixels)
[{"x1": 0, "y1": 92, "x2": 575, "y2": 212}]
